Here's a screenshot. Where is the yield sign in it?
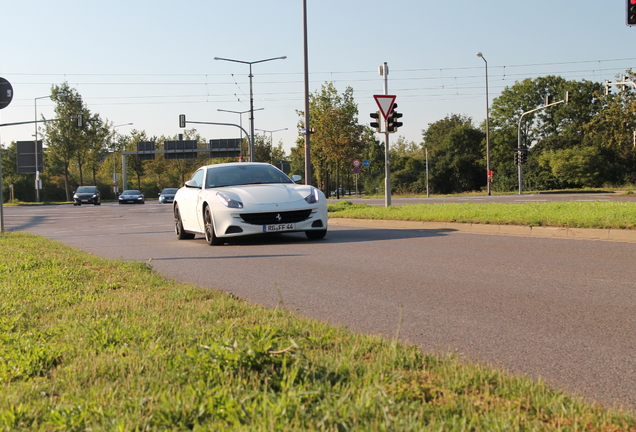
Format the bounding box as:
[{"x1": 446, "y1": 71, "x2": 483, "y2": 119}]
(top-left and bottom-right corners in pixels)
[{"x1": 374, "y1": 95, "x2": 396, "y2": 119}]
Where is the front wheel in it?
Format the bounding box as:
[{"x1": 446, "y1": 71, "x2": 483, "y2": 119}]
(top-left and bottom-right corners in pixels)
[
  {"x1": 306, "y1": 229, "x2": 327, "y2": 240},
  {"x1": 174, "y1": 204, "x2": 195, "y2": 240},
  {"x1": 204, "y1": 206, "x2": 223, "y2": 246}
]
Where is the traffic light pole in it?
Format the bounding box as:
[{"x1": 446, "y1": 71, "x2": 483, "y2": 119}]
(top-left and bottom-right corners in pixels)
[{"x1": 380, "y1": 62, "x2": 391, "y2": 207}]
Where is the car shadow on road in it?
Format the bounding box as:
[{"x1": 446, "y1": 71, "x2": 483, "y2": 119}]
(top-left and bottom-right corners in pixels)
[{"x1": 186, "y1": 227, "x2": 457, "y2": 247}]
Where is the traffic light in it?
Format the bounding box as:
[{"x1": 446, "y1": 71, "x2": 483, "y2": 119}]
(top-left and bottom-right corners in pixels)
[
  {"x1": 628, "y1": 0, "x2": 636, "y2": 25},
  {"x1": 520, "y1": 151, "x2": 527, "y2": 165},
  {"x1": 387, "y1": 103, "x2": 403, "y2": 133},
  {"x1": 514, "y1": 152, "x2": 520, "y2": 166},
  {"x1": 179, "y1": 114, "x2": 186, "y2": 128},
  {"x1": 76, "y1": 114, "x2": 83, "y2": 127},
  {"x1": 545, "y1": 95, "x2": 553, "y2": 105},
  {"x1": 370, "y1": 111, "x2": 381, "y2": 132}
]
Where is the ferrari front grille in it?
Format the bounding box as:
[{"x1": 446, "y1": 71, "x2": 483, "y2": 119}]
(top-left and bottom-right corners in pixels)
[{"x1": 240, "y1": 210, "x2": 312, "y2": 225}]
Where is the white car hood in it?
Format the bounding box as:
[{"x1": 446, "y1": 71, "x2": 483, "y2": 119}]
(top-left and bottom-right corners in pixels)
[{"x1": 221, "y1": 184, "x2": 313, "y2": 205}]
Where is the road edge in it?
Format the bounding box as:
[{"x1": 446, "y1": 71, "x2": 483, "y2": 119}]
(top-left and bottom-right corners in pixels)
[{"x1": 328, "y1": 218, "x2": 636, "y2": 243}]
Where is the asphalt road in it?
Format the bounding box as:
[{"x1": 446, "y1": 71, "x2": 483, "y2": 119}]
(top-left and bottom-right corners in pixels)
[{"x1": 3, "y1": 196, "x2": 636, "y2": 411}]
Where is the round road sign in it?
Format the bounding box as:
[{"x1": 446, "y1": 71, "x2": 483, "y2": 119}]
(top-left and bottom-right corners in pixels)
[
  {"x1": 0, "y1": 77, "x2": 13, "y2": 110},
  {"x1": 353, "y1": 159, "x2": 361, "y2": 167}
]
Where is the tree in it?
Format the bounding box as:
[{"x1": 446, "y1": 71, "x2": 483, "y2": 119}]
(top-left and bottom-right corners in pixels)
[
  {"x1": 581, "y1": 70, "x2": 636, "y2": 184},
  {"x1": 421, "y1": 115, "x2": 485, "y2": 194},
  {"x1": 83, "y1": 114, "x2": 111, "y2": 186},
  {"x1": 297, "y1": 82, "x2": 365, "y2": 194},
  {"x1": 42, "y1": 83, "x2": 89, "y2": 201},
  {"x1": 538, "y1": 146, "x2": 603, "y2": 187},
  {"x1": 488, "y1": 76, "x2": 603, "y2": 191}
]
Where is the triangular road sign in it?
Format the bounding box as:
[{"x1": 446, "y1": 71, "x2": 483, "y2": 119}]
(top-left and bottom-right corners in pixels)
[{"x1": 374, "y1": 95, "x2": 396, "y2": 119}]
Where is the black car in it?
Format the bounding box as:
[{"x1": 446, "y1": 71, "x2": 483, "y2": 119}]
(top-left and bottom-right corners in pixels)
[
  {"x1": 158, "y1": 188, "x2": 178, "y2": 204},
  {"x1": 73, "y1": 186, "x2": 101, "y2": 205},
  {"x1": 118, "y1": 190, "x2": 145, "y2": 204}
]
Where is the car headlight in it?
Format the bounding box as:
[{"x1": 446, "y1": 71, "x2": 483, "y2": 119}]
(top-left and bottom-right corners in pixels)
[
  {"x1": 305, "y1": 187, "x2": 320, "y2": 204},
  {"x1": 92, "y1": 194, "x2": 97, "y2": 198},
  {"x1": 216, "y1": 192, "x2": 243, "y2": 209}
]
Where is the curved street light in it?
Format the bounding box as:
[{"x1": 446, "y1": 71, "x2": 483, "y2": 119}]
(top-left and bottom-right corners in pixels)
[
  {"x1": 214, "y1": 56, "x2": 287, "y2": 162},
  {"x1": 476, "y1": 52, "x2": 491, "y2": 196},
  {"x1": 255, "y1": 127, "x2": 288, "y2": 163},
  {"x1": 217, "y1": 108, "x2": 264, "y2": 153}
]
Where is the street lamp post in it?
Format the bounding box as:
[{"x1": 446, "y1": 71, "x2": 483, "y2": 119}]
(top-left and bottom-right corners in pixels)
[
  {"x1": 33, "y1": 95, "x2": 52, "y2": 202},
  {"x1": 255, "y1": 128, "x2": 288, "y2": 164},
  {"x1": 218, "y1": 108, "x2": 264, "y2": 159},
  {"x1": 476, "y1": 52, "x2": 491, "y2": 196},
  {"x1": 214, "y1": 56, "x2": 286, "y2": 162},
  {"x1": 112, "y1": 123, "x2": 132, "y2": 195}
]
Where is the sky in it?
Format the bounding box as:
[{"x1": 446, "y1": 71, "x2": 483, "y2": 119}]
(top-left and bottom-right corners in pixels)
[{"x1": 1, "y1": 0, "x2": 635, "y2": 157}]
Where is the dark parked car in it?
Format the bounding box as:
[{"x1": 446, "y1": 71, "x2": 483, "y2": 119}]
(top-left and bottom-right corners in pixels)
[
  {"x1": 73, "y1": 186, "x2": 101, "y2": 205},
  {"x1": 118, "y1": 190, "x2": 145, "y2": 204},
  {"x1": 158, "y1": 188, "x2": 178, "y2": 204}
]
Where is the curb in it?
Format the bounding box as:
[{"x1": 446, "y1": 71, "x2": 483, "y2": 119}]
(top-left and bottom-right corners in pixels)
[{"x1": 328, "y1": 218, "x2": 636, "y2": 243}]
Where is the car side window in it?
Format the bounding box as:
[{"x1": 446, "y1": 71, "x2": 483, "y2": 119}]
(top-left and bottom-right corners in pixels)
[{"x1": 189, "y1": 169, "x2": 204, "y2": 188}]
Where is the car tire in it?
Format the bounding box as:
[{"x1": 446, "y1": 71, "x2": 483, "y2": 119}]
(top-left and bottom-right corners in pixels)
[
  {"x1": 204, "y1": 206, "x2": 222, "y2": 246},
  {"x1": 305, "y1": 229, "x2": 327, "y2": 240},
  {"x1": 174, "y1": 205, "x2": 195, "y2": 240}
]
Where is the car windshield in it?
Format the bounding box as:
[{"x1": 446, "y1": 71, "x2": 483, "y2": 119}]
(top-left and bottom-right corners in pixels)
[
  {"x1": 161, "y1": 188, "x2": 178, "y2": 194},
  {"x1": 76, "y1": 186, "x2": 96, "y2": 193},
  {"x1": 205, "y1": 165, "x2": 293, "y2": 188},
  {"x1": 123, "y1": 190, "x2": 141, "y2": 195}
]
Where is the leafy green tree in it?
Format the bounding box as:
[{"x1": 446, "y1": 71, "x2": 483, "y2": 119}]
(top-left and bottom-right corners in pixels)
[
  {"x1": 581, "y1": 70, "x2": 636, "y2": 184},
  {"x1": 421, "y1": 115, "x2": 485, "y2": 193},
  {"x1": 298, "y1": 82, "x2": 365, "y2": 194},
  {"x1": 360, "y1": 128, "x2": 385, "y2": 195},
  {"x1": 83, "y1": 114, "x2": 111, "y2": 186},
  {"x1": 488, "y1": 76, "x2": 603, "y2": 191},
  {"x1": 538, "y1": 146, "x2": 603, "y2": 187},
  {"x1": 42, "y1": 83, "x2": 88, "y2": 200}
]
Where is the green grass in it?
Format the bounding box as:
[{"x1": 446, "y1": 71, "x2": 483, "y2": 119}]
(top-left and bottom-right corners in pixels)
[
  {"x1": 328, "y1": 200, "x2": 636, "y2": 230},
  {"x1": 1, "y1": 232, "x2": 635, "y2": 430}
]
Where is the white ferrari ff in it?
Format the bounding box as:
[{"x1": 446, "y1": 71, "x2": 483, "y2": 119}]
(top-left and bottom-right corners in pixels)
[{"x1": 173, "y1": 162, "x2": 328, "y2": 245}]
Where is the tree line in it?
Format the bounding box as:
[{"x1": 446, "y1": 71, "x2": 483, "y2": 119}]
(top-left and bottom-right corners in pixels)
[{"x1": 1, "y1": 73, "x2": 635, "y2": 203}]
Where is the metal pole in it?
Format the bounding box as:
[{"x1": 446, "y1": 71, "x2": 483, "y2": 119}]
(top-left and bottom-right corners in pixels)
[
  {"x1": 518, "y1": 154, "x2": 523, "y2": 195},
  {"x1": 426, "y1": 147, "x2": 429, "y2": 198},
  {"x1": 477, "y1": 53, "x2": 491, "y2": 196},
  {"x1": 248, "y1": 64, "x2": 255, "y2": 162},
  {"x1": 381, "y1": 62, "x2": 391, "y2": 207},
  {"x1": 303, "y1": 0, "x2": 312, "y2": 185},
  {"x1": 122, "y1": 154, "x2": 127, "y2": 192},
  {"x1": 34, "y1": 98, "x2": 40, "y2": 202}
]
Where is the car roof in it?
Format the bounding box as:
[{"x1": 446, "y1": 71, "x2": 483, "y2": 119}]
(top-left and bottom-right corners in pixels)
[{"x1": 205, "y1": 162, "x2": 271, "y2": 169}]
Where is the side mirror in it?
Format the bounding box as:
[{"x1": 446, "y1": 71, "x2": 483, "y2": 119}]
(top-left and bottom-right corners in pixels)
[
  {"x1": 291, "y1": 175, "x2": 302, "y2": 183},
  {"x1": 184, "y1": 180, "x2": 201, "y2": 189}
]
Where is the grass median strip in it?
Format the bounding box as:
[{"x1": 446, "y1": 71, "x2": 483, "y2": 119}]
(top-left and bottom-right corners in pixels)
[
  {"x1": 328, "y1": 200, "x2": 636, "y2": 230},
  {"x1": 1, "y1": 231, "x2": 635, "y2": 430}
]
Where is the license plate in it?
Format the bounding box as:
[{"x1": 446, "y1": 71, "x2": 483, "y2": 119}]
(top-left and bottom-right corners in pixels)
[{"x1": 264, "y1": 223, "x2": 295, "y2": 232}]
